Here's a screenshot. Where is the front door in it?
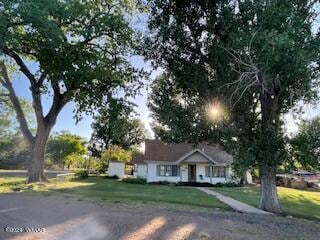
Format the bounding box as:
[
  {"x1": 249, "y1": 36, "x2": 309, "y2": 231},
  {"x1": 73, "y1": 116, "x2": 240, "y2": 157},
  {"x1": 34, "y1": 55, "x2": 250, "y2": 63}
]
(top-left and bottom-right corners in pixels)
[{"x1": 188, "y1": 164, "x2": 196, "y2": 182}]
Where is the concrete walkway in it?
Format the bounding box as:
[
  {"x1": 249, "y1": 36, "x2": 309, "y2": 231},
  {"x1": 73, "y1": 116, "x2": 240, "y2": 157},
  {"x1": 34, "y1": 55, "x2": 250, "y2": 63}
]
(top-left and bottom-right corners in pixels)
[{"x1": 197, "y1": 187, "x2": 272, "y2": 215}]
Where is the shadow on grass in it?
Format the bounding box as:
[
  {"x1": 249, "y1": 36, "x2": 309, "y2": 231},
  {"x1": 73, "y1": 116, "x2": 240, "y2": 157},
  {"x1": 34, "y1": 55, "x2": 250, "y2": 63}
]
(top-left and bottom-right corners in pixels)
[
  {"x1": 1, "y1": 176, "x2": 230, "y2": 211},
  {"x1": 49, "y1": 177, "x2": 231, "y2": 210}
]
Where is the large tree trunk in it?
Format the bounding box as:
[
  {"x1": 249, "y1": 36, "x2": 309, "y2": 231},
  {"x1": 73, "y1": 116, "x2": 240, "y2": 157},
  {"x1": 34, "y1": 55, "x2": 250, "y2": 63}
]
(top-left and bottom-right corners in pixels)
[
  {"x1": 27, "y1": 127, "x2": 51, "y2": 183},
  {"x1": 259, "y1": 165, "x2": 281, "y2": 213},
  {"x1": 1, "y1": 51, "x2": 66, "y2": 183},
  {"x1": 258, "y1": 75, "x2": 282, "y2": 213}
]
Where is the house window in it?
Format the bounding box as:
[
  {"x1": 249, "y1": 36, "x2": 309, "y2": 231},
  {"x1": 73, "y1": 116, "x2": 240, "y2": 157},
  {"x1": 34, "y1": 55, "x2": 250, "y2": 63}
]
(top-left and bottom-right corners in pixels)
[
  {"x1": 205, "y1": 166, "x2": 227, "y2": 178},
  {"x1": 157, "y1": 165, "x2": 180, "y2": 176}
]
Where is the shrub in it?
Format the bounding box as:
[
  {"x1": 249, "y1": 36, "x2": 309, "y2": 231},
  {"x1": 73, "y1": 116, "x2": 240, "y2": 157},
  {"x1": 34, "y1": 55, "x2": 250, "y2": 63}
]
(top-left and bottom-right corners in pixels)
[
  {"x1": 73, "y1": 169, "x2": 88, "y2": 179},
  {"x1": 122, "y1": 177, "x2": 146, "y2": 184},
  {"x1": 213, "y1": 182, "x2": 242, "y2": 187},
  {"x1": 65, "y1": 154, "x2": 86, "y2": 169},
  {"x1": 88, "y1": 157, "x2": 101, "y2": 173},
  {"x1": 97, "y1": 162, "x2": 108, "y2": 174},
  {"x1": 104, "y1": 175, "x2": 119, "y2": 179},
  {"x1": 175, "y1": 182, "x2": 214, "y2": 187},
  {"x1": 148, "y1": 181, "x2": 172, "y2": 185}
]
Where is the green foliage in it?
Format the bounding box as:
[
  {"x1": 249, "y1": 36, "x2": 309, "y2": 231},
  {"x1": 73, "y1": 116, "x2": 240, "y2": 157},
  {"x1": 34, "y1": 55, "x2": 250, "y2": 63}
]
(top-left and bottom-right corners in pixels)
[
  {"x1": 1, "y1": 0, "x2": 144, "y2": 111},
  {"x1": 144, "y1": 1, "x2": 319, "y2": 212},
  {"x1": 0, "y1": 0, "x2": 144, "y2": 181},
  {"x1": 121, "y1": 177, "x2": 146, "y2": 184},
  {"x1": 148, "y1": 181, "x2": 173, "y2": 186},
  {"x1": 0, "y1": 131, "x2": 30, "y2": 167},
  {"x1": 64, "y1": 153, "x2": 86, "y2": 169},
  {"x1": 0, "y1": 98, "x2": 33, "y2": 168},
  {"x1": 87, "y1": 157, "x2": 101, "y2": 172},
  {"x1": 145, "y1": 0, "x2": 320, "y2": 173},
  {"x1": 101, "y1": 145, "x2": 132, "y2": 163},
  {"x1": 46, "y1": 131, "x2": 87, "y2": 168},
  {"x1": 0, "y1": 93, "x2": 35, "y2": 134},
  {"x1": 291, "y1": 117, "x2": 320, "y2": 170},
  {"x1": 99, "y1": 145, "x2": 132, "y2": 173},
  {"x1": 91, "y1": 100, "x2": 146, "y2": 150},
  {"x1": 213, "y1": 182, "x2": 242, "y2": 188},
  {"x1": 97, "y1": 161, "x2": 108, "y2": 174},
  {"x1": 72, "y1": 169, "x2": 88, "y2": 179},
  {"x1": 104, "y1": 175, "x2": 119, "y2": 179}
]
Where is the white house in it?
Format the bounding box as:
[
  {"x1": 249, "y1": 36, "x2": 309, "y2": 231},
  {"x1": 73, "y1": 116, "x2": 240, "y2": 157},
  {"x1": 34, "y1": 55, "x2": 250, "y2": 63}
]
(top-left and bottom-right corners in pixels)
[
  {"x1": 132, "y1": 139, "x2": 234, "y2": 184},
  {"x1": 108, "y1": 161, "x2": 126, "y2": 178}
]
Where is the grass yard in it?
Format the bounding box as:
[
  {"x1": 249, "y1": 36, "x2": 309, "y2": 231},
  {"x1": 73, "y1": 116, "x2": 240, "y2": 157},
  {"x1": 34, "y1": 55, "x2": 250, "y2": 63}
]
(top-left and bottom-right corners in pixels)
[
  {"x1": 0, "y1": 176, "x2": 229, "y2": 211},
  {"x1": 0, "y1": 177, "x2": 26, "y2": 192},
  {"x1": 213, "y1": 186, "x2": 320, "y2": 220}
]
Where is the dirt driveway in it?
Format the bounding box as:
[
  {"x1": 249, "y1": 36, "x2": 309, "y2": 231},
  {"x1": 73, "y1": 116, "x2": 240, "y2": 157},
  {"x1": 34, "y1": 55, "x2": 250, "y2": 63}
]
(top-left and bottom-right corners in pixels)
[{"x1": 0, "y1": 193, "x2": 319, "y2": 240}]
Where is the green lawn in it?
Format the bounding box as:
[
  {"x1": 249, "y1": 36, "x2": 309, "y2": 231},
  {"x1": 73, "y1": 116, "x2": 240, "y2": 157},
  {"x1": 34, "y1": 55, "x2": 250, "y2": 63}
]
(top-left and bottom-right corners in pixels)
[
  {"x1": 213, "y1": 186, "x2": 320, "y2": 220},
  {"x1": 0, "y1": 177, "x2": 27, "y2": 192},
  {"x1": 0, "y1": 176, "x2": 229, "y2": 211}
]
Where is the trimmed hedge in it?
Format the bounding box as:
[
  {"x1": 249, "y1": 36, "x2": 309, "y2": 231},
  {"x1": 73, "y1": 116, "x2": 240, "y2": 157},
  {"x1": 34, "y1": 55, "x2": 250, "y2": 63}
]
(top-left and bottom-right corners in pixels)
[
  {"x1": 213, "y1": 182, "x2": 242, "y2": 187},
  {"x1": 148, "y1": 181, "x2": 175, "y2": 186},
  {"x1": 104, "y1": 175, "x2": 119, "y2": 179},
  {"x1": 122, "y1": 177, "x2": 146, "y2": 184}
]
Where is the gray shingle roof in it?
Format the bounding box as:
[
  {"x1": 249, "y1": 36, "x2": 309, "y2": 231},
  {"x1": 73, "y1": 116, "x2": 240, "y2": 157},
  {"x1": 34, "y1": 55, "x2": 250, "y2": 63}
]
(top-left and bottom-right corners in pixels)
[{"x1": 132, "y1": 139, "x2": 233, "y2": 164}]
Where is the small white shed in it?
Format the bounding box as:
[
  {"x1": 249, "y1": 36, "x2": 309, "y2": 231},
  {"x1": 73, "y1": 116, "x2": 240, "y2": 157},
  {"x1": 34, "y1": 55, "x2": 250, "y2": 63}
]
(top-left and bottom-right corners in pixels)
[{"x1": 108, "y1": 161, "x2": 125, "y2": 178}]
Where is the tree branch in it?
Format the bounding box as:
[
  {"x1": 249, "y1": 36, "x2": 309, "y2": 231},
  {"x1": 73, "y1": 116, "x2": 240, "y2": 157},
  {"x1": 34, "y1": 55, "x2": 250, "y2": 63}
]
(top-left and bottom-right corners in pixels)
[
  {"x1": 0, "y1": 62, "x2": 34, "y2": 144},
  {"x1": 3, "y1": 46, "x2": 37, "y2": 85},
  {"x1": 45, "y1": 81, "x2": 67, "y2": 127},
  {"x1": 37, "y1": 73, "x2": 46, "y2": 87},
  {"x1": 30, "y1": 86, "x2": 45, "y2": 126},
  {"x1": 3, "y1": 46, "x2": 47, "y2": 125}
]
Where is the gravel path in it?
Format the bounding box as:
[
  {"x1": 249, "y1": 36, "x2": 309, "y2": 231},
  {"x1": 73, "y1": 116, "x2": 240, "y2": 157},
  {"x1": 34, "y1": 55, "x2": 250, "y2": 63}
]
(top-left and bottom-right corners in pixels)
[{"x1": 0, "y1": 193, "x2": 319, "y2": 240}]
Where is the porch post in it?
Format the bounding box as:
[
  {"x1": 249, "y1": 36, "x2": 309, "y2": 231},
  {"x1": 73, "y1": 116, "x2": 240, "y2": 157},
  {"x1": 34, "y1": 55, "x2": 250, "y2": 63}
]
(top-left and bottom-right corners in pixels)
[{"x1": 209, "y1": 162, "x2": 212, "y2": 184}]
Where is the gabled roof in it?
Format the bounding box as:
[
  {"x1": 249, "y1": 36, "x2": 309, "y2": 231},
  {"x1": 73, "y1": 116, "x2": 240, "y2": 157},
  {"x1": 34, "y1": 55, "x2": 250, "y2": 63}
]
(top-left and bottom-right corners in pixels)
[
  {"x1": 132, "y1": 139, "x2": 233, "y2": 165},
  {"x1": 176, "y1": 149, "x2": 218, "y2": 164}
]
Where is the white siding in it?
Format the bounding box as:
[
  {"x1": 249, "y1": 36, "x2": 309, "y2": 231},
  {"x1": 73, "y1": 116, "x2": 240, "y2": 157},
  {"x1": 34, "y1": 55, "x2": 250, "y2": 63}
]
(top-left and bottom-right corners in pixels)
[
  {"x1": 180, "y1": 164, "x2": 188, "y2": 182},
  {"x1": 146, "y1": 163, "x2": 180, "y2": 183},
  {"x1": 134, "y1": 164, "x2": 147, "y2": 178},
  {"x1": 180, "y1": 163, "x2": 228, "y2": 183},
  {"x1": 192, "y1": 163, "x2": 227, "y2": 184},
  {"x1": 145, "y1": 162, "x2": 230, "y2": 184},
  {"x1": 108, "y1": 161, "x2": 125, "y2": 178}
]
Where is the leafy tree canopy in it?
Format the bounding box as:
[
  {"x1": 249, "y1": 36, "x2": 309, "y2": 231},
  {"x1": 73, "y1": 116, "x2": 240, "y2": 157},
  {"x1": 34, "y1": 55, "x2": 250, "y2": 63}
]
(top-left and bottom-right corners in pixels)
[
  {"x1": 101, "y1": 145, "x2": 132, "y2": 163},
  {"x1": 64, "y1": 153, "x2": 86, "y2": 169},
  {"x1": 291, "y1": 117, "x2": 320, "y2": 170},
  {"x1": 46, "y1": 131, "x2": 87, "y2": 166},
  {"x1": 146, "y1": 0, "x2": 319, "y2": 168},
  {"x1": 0, "y1": 97, "x2": 33, "y2": 167},
  {"x1": 145, "y1": 0, "x2": 320, "y2": 213},
  {"x1": 0, "y1": 0, "x2": 145, "y2": 181},
  {"x1": 91, "y1": 99, "x2": 146, "y2": 150},
  {"x1": 1, "y1": 0, "x2": 144, "y2": 114}
]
